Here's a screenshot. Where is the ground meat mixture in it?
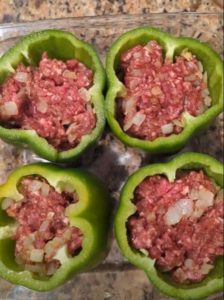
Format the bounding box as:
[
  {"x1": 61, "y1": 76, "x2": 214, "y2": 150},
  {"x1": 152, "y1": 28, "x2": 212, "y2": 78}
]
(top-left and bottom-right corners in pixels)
[
  {"x1": 0, "y1": 53, "x2": 96, "y2": 151},
  {"x1": 118, "y1": 41, "x2": 211, "y2": 140},
  {"x1": 128, "y1": 171, "x2": 223, "y2": 283},
  {"x1": 2, "y1": 176, "x2": 83, "y2": 276}
]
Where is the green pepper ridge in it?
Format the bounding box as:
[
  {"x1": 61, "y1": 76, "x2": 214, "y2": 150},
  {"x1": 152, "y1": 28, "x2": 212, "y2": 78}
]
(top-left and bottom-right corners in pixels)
[
  {"x1": 0, "y1": 163, "x2": 111, "y2": 291},
  {"x1": 105, "y1": 27, "x2": 224, "y2": 153},
  {"x1": 115, "y1": 152, "x2": 224, "y2": 300},
  {"x1": 0, "y1": 30, "x2": 106, "y2": 162}
]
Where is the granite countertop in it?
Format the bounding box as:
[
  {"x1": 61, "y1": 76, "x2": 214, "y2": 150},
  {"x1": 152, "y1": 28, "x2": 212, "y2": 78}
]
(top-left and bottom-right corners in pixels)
[
  {"x1": 0, "y1": 0, "x2": 223, "y2": 23},
  {"x1": 0, "y1": 1, "x2": 223, "y2": 300}
]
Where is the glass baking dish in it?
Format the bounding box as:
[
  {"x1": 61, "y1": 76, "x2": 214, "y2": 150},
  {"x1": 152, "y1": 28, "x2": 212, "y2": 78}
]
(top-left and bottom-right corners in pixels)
[{"x1": 0, "y1": 12, "x2": 223, "y2": 300}]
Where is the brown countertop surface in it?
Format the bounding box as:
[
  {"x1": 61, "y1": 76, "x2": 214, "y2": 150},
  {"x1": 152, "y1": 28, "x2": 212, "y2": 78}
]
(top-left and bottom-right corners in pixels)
[{"x1": 0, "y1": 0, "x2": 223, "y2": 23}]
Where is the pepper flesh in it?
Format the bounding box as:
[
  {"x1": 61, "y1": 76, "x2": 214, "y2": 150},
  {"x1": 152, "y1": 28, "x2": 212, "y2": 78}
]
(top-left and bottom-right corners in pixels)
[
  {"x1": 114, "y1": 152, "x2": 224, "y2": 300},
  {"x1": 0, "y1": 164, "x2": 111, "y2": 291},
  {"x1": 0, "y1": 30, "x2": 106, "y2": 162},
  {"x1": 106, "y1": 27, "x2": 223, "y2": 153}
]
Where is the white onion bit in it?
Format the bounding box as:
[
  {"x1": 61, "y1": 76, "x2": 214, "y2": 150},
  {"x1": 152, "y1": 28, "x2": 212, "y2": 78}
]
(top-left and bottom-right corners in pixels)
[
  {"x1": 79, "y1": 87, "x2": 91, "y2": 102},
  {"x1": 161, "y1": 123, "x2": 174, "y2": 135},
  {"x1": 204, "y1": 96, "x2": 212, "y2": 107},
  {"x1": 14, "y1": 72, "x2": 28, "y2": 83},
  {"x1": 28, "y1": 180, "x2": 43, "y2": 192},
  {"x1": 1, "y1": 102, "x2": 18, "y2": 116},
  {"x1": 151, "y1": 86, "x2": 162, "y2": 96},
  {"x1": 36, "y1": 100, "x2": 48, "y2": 114},
  {"x1": 63, "y1": 70, "x2": 76, "y2": 79},
  {"x1": 30, "y1": 249, "x2": 44, "y2": 263},
  {"x1": 41, "y1": 182, "x2": 50, "y2": 197},
  {"x1": 132, "y1": 112, "x2": 146, "y2": 127},
  {"x1": 164, "y1": 198, "x2": 193, "y2": 226},
  {"x1": 200, "y1": 263, "x2": 214, "y2": 275}
]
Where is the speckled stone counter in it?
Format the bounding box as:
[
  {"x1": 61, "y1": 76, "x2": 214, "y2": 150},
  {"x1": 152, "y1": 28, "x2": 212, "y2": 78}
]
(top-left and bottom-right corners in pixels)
[
  {"x1": 0, "y1": 2, "x2": 223, "y2": 300},
  {"x1": 0, "y1": 0, "x2": 223, "y2": 22}
]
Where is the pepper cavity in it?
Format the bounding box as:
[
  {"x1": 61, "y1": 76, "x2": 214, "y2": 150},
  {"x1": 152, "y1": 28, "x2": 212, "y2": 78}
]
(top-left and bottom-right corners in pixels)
[
  {"x1": 0, "y1": 52, "x2": 96, "y2": 151},
  {"x1": 117, "y1": 41, "x2": 211, "y2": 141},
  {"x1": 127, "y1": 170, "x2": 223, "y2": 284},
  {"x1": 2, "y1": 175, "x2": 83, "y2": 276}
]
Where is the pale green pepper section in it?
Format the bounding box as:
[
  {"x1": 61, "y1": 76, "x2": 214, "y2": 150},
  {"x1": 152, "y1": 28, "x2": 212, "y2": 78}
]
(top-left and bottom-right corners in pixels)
[
  {"x1": 105, "y1": 27, "x2": 224, "y2": 153},
  {"x1": 115, "y1": 152, "x2": 224, "y2": 300},
  {"x1": 0, "y1": 163, "x2": 111, "y2": 291}
]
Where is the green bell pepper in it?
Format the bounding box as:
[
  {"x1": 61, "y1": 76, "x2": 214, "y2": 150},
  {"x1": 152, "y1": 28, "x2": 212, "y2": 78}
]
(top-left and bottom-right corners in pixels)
[
  {"x1": 0, "y1": 163, "x2": 111, "y2": 291},
  {"x1": 0, "y1": 29, "x2": 105, "y2": 162},
  {"x1": 115, "y1": 152, "x2": 223, "y2": 300},
  {"x1": 105, "y1": 27, "x2": 223, "y2": 153}
]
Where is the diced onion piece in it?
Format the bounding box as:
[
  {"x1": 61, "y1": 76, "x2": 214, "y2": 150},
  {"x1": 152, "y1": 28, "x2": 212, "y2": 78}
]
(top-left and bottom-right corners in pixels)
[
  {"x1": 41, "y1": 182, "x2": 50, "y2": 197},
  {"x1": 123, "y1": 118, "x2": 133, "y2": 132},
  {"x1": 173, "y1": 118, "x2": 184, "y2": 127},
  {"x1": 200, "y1": 263, "x2": 214, "y2": 275},
  {"x1": 44, "y1": 237, "x2": 64, "y2": 260},
  {"x1": 1, "y1": 197, "x2": 14, "y2": 210},
  {"x1": 201, "y1": 88, "x2": 210, "y2": 98},
  {"x1": 195, "y1": 188, "x2": 214, "y2": 213},
  {"x1": 173, "y1": 268, "x2": 187, "y2": 283},
  {"x1": 36, "y1": 100, "x2": 48, "y2": 113},
  {"x1": 63, "y1": 70, "x2": 76, "y2": 79},
  {"x1": 204, "y1": 96, "x2": 212, "y2": 107},
  {"x1": 122, "y1": 97, "x2": 135, "y2": 115},
  {"x1": 14, "y1": 72, "x2": 28, "y2": 83},
  {"x1": 189, "y1": 188, "x2": 199, "y2": 200},
  {"x1": 47, "y1": 212, "x2": 55, "y2": 219},
  {"x1": 146, "y1": 212, "x2": 156, "y2": 222},
  {"x1": 66, "y1": 123, "x2": 77, "y2": 143},
  {"x1": 62, "y1": 228, "x2": 72, "y2": 241},
  {"x1": 161, "y1": 123, "x2": 174, "y2": 135},
  {"x1": 30, "y1": 249, "x2": 44, "y2": 263},
  {"x1": 133, "y1": 52, "x2": 141, "y2": 59},
  {"x1": 23, "y1": 234, "x2": 35, "y2": 247},
  {"x1": 184, "y1": 75, "x2": 196, "y2": 81},
  {"x1": 131, "y1": 69, "x2": 142, "y2": 76},
  {"x1": 198, "y1": 188, "x2": 214, "y2": 205},
  {"x1": 132, "y1": 112, "x2": 146, "y2": 127},
  {"x1": 79, "y1": 87, "x2": 91, "y2": 102},
  {"x1": 39, "y1": 220, "x2": 50, "y2": 232},
  {"x1": 151, "y1": 86, "x2": 162, "y2": 96},
  {"x1": 184, "y1": 259, "x2": 194, "y2": 269},
  {"x1": 164, "y1": 198, "x2": 193, "y2": 225},
  {"x1": 29, "y1": 180, "x2": 43, "y2": 192},
  {"x1": 215, "y1": 189, "x2": 223, "y2": 203},
  {"x1": 24, "y1": 264, "x2": 43, "y2": 273},
  {"x1": 1, "y1": 101, "x2": 18, "y2": 116},
  {"x1": 53, "y1": 245, "x2": 69, "y2": 264}
]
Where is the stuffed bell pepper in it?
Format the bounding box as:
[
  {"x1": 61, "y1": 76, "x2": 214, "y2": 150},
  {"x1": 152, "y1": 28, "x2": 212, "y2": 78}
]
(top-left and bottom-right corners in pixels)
[
  {"x1": 0, "y1": 30, "x2": 105, "y2": 162},
  {"x1": 106, "y1": 27, "x2": 223, "y2": 153},
  {"x1": 0, "y1": 164, "x2": 111, "y2": 291},
  {"x1": 115, "y1": 152, "x2": 223, "y2": 299}
]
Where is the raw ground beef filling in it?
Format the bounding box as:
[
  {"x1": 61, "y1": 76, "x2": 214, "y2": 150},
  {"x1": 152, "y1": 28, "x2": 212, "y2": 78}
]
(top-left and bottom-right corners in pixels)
[
  {"x1": 2, "y1": 176, "x2": 83, "y2": 276},
  {"x1": 118, "y1": 41, "x2": 211, "y2": 140},
  {"x1": 0, "y1": 53, "x2": 96, "y2": 151},
  {"x1": 128, "y1": 171, "x2": 224, "y2": 284}
]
